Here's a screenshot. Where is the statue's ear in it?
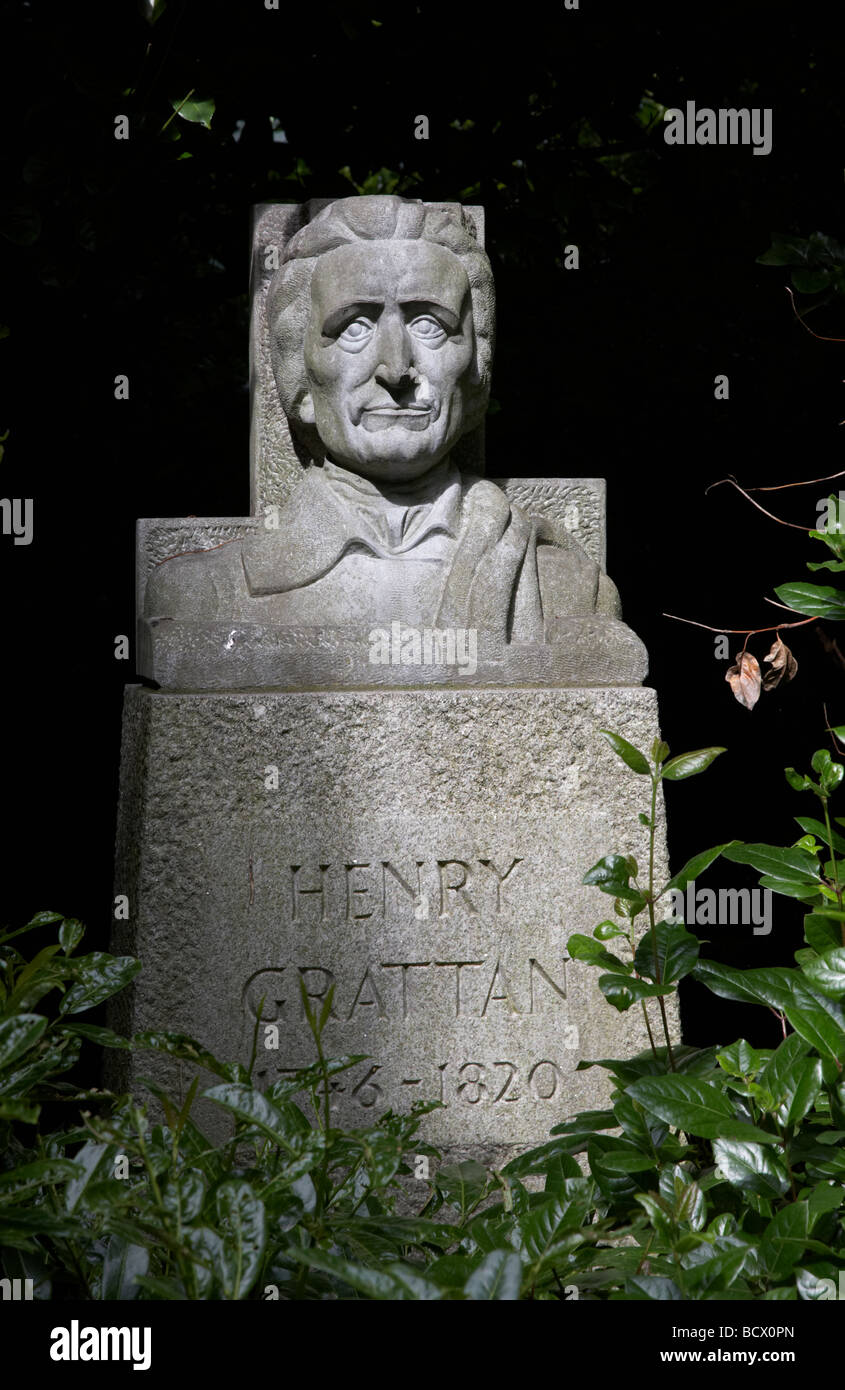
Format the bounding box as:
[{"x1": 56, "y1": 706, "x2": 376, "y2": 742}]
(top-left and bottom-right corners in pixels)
[{"x1": 297, "y1": 391, "x2": 316, "y2": 426}]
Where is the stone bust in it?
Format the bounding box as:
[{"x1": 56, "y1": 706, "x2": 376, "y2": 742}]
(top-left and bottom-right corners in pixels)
[{"x1": 143, "y1": 195, "x2": 645, "y2": 687}]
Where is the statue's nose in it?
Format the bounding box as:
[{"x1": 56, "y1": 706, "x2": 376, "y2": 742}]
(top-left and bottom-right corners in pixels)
[{"x1": 373, "y1": 313, "x2": 413, "y2": 387}]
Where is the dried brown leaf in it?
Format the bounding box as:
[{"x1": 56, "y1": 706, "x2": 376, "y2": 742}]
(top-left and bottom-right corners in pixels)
[
  {"x1": 726, "y1": 650, "x2": 762, "y2": 709},
  {"x1": 762, "y1": 636, "x2": 798, "y2": 690}
]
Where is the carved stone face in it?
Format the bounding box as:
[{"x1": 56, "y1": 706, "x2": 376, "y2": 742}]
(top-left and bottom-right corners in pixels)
[{"x1": 299, "y1": 239, "x2": 476, "y2": 482}]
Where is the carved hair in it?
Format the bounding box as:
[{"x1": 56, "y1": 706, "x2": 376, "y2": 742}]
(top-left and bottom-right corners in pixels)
[{"x1": 266, "y1": 195, "x2": 494, "y2": 450}]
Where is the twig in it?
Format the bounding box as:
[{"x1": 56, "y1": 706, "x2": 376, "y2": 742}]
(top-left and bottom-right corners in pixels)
[
  {"x1": 786, "y1": 286, "x2": 845, "y2": 343},
  {"x1": 742, "y1": 467, "x2": 845, "y2": 493},
  {"x1": 704, "y1": 476, "x2": 811, "y2": 531},
  {"x1": 664, "y1": 612, "x2": 818, "y2": 636}
]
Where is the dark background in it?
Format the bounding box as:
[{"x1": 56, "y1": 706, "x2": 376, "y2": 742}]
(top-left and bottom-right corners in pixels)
[{"x1": 3, "y1": 0, "x2": 845, "y2": 1058}]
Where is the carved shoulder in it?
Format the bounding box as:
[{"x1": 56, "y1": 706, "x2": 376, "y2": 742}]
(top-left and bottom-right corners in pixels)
[{"x1": 144, "y1": 542, "x2": 247, "y2": 620}]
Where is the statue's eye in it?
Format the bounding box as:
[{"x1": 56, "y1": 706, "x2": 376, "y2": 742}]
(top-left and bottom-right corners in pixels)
[
  {"x1": 338, "y1": 317, "x2": 375, "y2": 346},
  {"x1": 409, "y1": 315, "x2": 447, "y2": 342}
]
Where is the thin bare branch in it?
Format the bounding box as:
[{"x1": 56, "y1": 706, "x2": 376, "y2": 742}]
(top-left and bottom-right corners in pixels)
[
  {"x1": 704, "y1": 475, "x2": 811, "y2": 530},
  {"x1": 786, "y1": 286, "x2": 845, "y2": 342},
  {"x1": 744, "y1": 467, "x2": 845, "y2": 493},
  {"x1": 664, "y1": 612, "x2": 818, "y2": 636}
]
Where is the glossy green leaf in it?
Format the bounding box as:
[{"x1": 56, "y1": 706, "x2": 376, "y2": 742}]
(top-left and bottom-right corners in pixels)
[
  {"x1": 712, "y1": 1139, "x2": 791, "y2": 1197},
  {"x1": 804, "y1": 913, "x2": 843, "y2": 953},
  {"x1": 716, "y1": 1039, "x2": 765, "y2": 1077},
  {"x1": 173, "y1": 95, "x2": 215, "y2": 128},
  {"x1": 101, "y1": 1236, "x2": 149, "y2": 1300},
  {"x1": 661, "y1": 747, "x2": 726, "y2": 781},
  {"x1": 633, "y1": 921, "x2": 700, "y2": 983},
  {"x1": 58, "y1": 919, "x2": 85, "y2": 955},
  {"x1": 582, "y1": 854, "x2": 642, "y2": 901},
  {"x1": 0, "y1": 1014, "x2": 47, "y2": 1071},
  {"x1": 65, "y1": 1142, "x2": 115, "y2": 1212},
  {"x1": 435, "y1": 1160, "x2": 487, "y2": 1214},
  {"x1": 627, "y1": 1075, "x2": 779, "y2": 1143},
  {"x1": 0, "y1": 1159, "x2": 83, "y2": 1203},
  {"x1": 598, "y1": 973, "x2": 674, "y2": 1012},
  {"x1": 567, "y1": 933, "x2": 631, "y2": 973},
  {"x1": 598, "y1": 729, "x2": 650, "y2": 775},
  {"x1": 774, "y1": 581, "x2": 845, "y2": 620},
  {"x1": 625, "y1": 1274, "x2": 684, "y2": 1299},
  {"x1": 58, "y1": 954, "x2": 142, "y2": 1016},
  {"x1": 795, "y1": 817, "x2": 845, "y2": 855},
  {"x1": 662, "y1": 842, "x2": 738, "y2": 897},
  {"x1": 760, "y1": 1202, "x2": 810, "y2": 1280},
  {"x1": 216, "y1": 1180, "x2": 266, "y2": 1299},
  {"x1": 722, "y1": 842, "x2": 821, "y2": 886},
  {"x1": 464, "y1": 1249, "x2": 522, "y2": 1300},
  {"x1": 204, "y1": 1083, "x2": 302, "y2": 1149},
  {"x1": 801, "y1": 947, "x2": 845, "y2": 999}
]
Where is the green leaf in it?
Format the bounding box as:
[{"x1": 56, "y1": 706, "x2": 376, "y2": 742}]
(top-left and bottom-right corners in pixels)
[
  {"x1": 464, "y1": 1249, "x2": 522, "y2": 1300},
  {"x1": 722, "y1": 842, "x2": 821, "y2": 886},
  {"x1": 627, "y1": 1076, "x2": 779, "y2": 1143},
  {"x1": 794, "y1": 811, "x2": 844, "y2": 856},
  {"x1": 786, "y1": 768, "x2": 817, "y2": 792},
  {"x1": 0, "y1": 1159, "x2": 83, "y2": 1203},
  {"x1": 792, "y1": 269, "x2": 831, "y2": 293},
  {"x1": 134, "y1": 1031, "x2": 237, "y2": 1080},
  {"x1": 661, "y1": 748, "x2": 726, "y2": 781},
  {"x1": 807, "y1": 1183, "x2": 845, "y2": 1225},
  {"x1": 598, "y1": 973, "x2": 674, "y2": 1012},
  {"x1": 712, "y1": 1139, "x2": 791, "y2": 1197},
  {"x1": 694, "y1": 959, "x2": 845, "y2": 1061},
  {"x1": 517, "y1": 1198, "x2": 592, "y2": 1273},
  {"x1": 173, "y1": 95, "x2": 215, "y2": 129},
  {"x1": 58, "y1": 919, "x2": 85, "y2": 955},
  {"x1": 216, "y1": 1180, "x2": 266, "y2": 1299},
  {"x1": 760, "y1": 1202, "x2": 810, "y2": 1280},
  {"x1": 804, "y1": 913, "x2": 844, "y2": 953},
  {"x1": 58, "y1": 954, "x2": 142, "y2": 1016},
  {"x1": 662, "y1": 842, "x2": 737, "y2": 897},
  {"x1": 783, "y1": 1058, "x2": 823, "y2": 1127},
  {"x1": 593, "y1": 920, "x2": 627, "y2": 941},
  {"x1": 633, "y1": 921, "x2": 700, "y2": 983},
  {"x1": 58, "y1": 1022, "x2": 132, "y2": 1049},
  {"x1": 759, "y1": 1034, "x2": 811, "y2": 1114},
  {"x1": 0, "y1": 1014, "x2": 47, "y2": 1072},
  {"x1": 716, "y1": 1039, "x2": 765, "y2": 1077},
  {"x1": 801, "y1": 947, "x2": 845, "y2": 999},
  {"x1": 567, "y1": 933, "x2": 631, "y2": 973},
  {"x1": 203, "y1": 1083, "x2": 302, "y2": 1150},
  {"x1": 625, "y1": 1274, "x2": 684, "y2": 1299},
  {"x1": 0, "y1": 1098, "x2": 40, "y2": 1123},
  {"x1": 774, "y1": 582, "x2": 845, "y2": 620},
  {"x1": 435, "y1": 1160, "x2": 487, "y2": 1215},
  {"x1": 582, "y1": 854, "x2": 642, "y2": 901},
  {"x1": 101, "y1": 1236, "x2": 149, "y2": 1300},
  {"x1": 65, "y1": 1142, "x2": 114, "y2": 1213},
  {"x1": 682, "y1": 1238, "x2": 751, "y2": 1294},
  {"x1": 812, "y1": 749, "x2": 845, "y2": 795},
  {"x1": 287, "y1": 1246, "x2": 442, "y2": 1299},
  {"x1": 598, "y1": 730, "x2": 650, "y2": 775}
]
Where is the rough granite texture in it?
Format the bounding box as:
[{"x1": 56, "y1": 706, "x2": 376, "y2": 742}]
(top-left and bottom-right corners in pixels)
[{"x1": 109, "y1": 685, "x2": 676, "y2": 1165}]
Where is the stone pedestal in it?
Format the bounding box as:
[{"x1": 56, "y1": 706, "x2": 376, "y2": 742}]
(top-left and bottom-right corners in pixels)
[{"x1": 111, "y1": 684, "x2": 674, "y2": 1166}]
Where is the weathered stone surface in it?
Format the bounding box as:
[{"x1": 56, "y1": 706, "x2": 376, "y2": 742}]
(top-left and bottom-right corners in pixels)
[{"x1": 110, "y1": 685, "x2": 676, "y2": 1164}]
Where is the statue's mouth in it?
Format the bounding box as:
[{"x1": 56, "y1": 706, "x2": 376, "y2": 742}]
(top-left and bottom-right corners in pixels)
[{"x1": 361, "y1": 405, "x2": 434, "y2": 433}]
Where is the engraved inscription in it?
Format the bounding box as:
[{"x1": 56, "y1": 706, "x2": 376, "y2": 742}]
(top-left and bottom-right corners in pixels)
[
  {"x1": 243, "y1": 955, "x2": 567, "y2": 1021},
  {"x1": 276, "y1": 857, "x2": 524, "y2": 922}
]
